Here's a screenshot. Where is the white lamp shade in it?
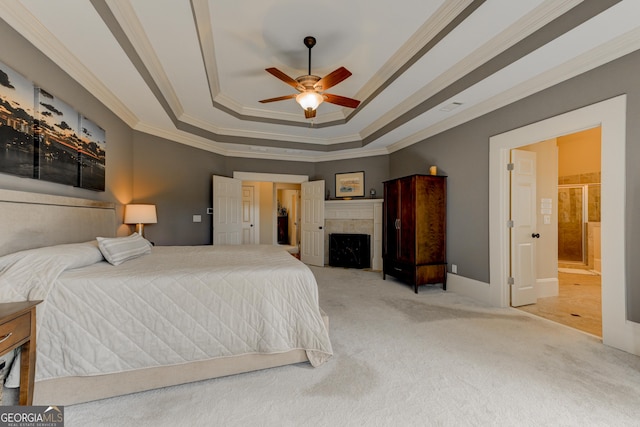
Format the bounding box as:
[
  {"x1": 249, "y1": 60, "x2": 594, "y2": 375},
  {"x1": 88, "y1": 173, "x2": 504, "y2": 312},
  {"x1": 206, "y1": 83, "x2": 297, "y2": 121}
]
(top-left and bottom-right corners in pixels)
[
  {"x1": 125, "y1": 204, "x2": 157, "y2": 224},
  {"x1": 296, "y1": 91, "x2": 323, "y2": 111}
]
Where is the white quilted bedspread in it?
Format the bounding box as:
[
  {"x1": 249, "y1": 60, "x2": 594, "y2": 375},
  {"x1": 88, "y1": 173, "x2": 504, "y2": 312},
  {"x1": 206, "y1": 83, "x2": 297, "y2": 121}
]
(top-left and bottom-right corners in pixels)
[{"x1": 0, "y1": 243, "x2": 332, "y2": 381}]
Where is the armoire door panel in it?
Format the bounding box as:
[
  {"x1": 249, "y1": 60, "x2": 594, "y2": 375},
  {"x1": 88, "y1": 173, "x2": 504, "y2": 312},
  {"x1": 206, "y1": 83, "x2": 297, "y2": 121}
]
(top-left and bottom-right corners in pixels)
[{"x1": 397, "y1": 176, "x2": 416, "y2": 263}]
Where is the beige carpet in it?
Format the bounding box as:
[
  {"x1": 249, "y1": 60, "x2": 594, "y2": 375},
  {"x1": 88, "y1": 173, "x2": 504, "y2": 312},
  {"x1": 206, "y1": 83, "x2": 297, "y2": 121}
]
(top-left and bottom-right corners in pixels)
[{"x1": 8, "y1": 267, "x2": 640, "y2": 426}]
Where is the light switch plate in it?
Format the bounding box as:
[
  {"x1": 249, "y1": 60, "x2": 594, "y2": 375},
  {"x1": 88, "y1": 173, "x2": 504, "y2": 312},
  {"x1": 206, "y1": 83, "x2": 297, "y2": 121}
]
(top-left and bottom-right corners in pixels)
[{"x1": 193, "y1": 215, "x2": 202, "y2": 223}]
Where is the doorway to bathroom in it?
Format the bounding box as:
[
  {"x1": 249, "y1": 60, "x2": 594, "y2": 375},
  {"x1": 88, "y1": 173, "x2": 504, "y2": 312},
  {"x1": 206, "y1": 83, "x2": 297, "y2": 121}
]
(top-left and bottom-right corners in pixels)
[{"x1": 517, "y1": 127, "x2": 602, "y2": 337}]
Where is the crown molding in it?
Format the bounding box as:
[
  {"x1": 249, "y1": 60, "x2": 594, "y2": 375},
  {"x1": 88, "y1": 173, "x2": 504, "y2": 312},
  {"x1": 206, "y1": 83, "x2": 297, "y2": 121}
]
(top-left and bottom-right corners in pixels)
[
  {"x1": 307, "y1": 146, "x2": 391, "y2": 162},
  {"x1": 223, "y1": 145, "x2": 390, "y2": 163},
  {"x1": 359, "y1": 0, "x2": 582, "y2": 141},
  {"x1": 179, "y1": 112, "x2": 362, "y2": 146},
  {"x1": 387, "y1": 27, "x2": 640, "y2": 153},
  {"x1": 213, "y1": 93, "x2": 305, "y2": 123},
  {"x1": 190, "y1": 0, "x2": 220, "y2": 101},
  {"x1": 134, "y1": 122, "x2": 229, "y2": 156},
  {"x1": 134, "y1": 120, "x2": 388, "y2": 162},
  {"x1": 0, "y1": 1, "x2": 139, "y2": 128},
  {"x1": 352, "y1": 0, "x2": 476, "y2": 106},
  {"x1": 105, "y1": 0, "x2": 184, "y2": 118}
]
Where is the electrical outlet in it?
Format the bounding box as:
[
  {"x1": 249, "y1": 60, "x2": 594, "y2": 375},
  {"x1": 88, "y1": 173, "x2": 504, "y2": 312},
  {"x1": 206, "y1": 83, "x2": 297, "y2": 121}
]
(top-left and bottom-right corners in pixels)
[{"x1": 452, "y1": 264, "x2": 458, "y2": 274}]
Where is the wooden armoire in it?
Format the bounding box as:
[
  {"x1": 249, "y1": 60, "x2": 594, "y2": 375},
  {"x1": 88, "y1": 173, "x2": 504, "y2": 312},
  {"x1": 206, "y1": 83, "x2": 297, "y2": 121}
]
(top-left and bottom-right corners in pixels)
[{"x1": 383, "y1": 174, "x2": 447, "y2": 293}]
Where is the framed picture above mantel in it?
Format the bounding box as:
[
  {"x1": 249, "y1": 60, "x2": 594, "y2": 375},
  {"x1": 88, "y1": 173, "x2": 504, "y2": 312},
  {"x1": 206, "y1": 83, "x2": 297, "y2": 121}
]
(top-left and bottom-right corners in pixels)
[{"x1": 335, "y1": 171, "x2": 365, "y2": 198}]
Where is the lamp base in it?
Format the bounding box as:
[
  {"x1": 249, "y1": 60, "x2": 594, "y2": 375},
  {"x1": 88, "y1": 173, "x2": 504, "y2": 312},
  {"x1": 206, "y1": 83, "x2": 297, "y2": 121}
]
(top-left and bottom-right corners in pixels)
[{"x1": 135, "y1": 223, "x2": 145, "y2": 237}]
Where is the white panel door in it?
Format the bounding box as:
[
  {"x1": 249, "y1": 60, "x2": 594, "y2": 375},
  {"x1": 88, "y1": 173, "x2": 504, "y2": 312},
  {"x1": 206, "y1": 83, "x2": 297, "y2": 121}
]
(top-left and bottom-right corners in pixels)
[
  {"x1": 301, "y1": 180, "x2": 324, "y2": 266},
  {"x1": 242, "y1": 185, "x2": 256, "y2": 244},
  {"x1": 510, "y1": 149, "x2": 537, "y2": 307},
  {"x1": 213, "y1": 175, "x2": 242, "y2": 245}
]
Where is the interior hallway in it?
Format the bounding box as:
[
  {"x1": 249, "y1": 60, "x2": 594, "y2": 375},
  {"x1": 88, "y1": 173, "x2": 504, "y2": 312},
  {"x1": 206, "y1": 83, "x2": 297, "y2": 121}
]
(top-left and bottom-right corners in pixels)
[{"x1": 517, "y1": 269, "x2": 602, "y2": 337}]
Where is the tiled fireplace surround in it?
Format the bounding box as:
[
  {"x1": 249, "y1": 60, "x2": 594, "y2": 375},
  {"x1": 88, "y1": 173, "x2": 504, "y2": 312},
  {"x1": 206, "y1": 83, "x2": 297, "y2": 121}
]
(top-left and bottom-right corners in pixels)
[{"x1": 324, "y1": 199, "x2": 383, "y2": 270}]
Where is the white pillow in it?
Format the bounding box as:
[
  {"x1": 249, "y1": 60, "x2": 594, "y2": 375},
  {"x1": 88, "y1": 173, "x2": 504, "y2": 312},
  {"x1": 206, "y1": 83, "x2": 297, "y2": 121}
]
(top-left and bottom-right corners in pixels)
[{"x1": 96, "y1": 232, "x2": 152, "y2": 266}]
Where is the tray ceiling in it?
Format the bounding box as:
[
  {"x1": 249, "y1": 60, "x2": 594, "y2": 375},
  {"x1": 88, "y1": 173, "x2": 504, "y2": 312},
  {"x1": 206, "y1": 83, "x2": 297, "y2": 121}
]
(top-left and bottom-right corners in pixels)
[{"x1": 1, "y1": 0, "x2": 638, "y2": 161}]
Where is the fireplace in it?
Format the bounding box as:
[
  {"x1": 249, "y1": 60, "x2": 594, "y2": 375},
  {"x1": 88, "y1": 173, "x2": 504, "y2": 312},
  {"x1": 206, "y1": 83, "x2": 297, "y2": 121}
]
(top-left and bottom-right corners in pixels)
[{"x1": 329, "y1": 233, "x2": 371, "y2": 269}]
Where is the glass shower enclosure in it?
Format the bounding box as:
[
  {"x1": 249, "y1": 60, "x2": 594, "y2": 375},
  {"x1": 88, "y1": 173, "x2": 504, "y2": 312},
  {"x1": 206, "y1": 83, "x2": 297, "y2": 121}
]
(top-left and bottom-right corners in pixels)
[
  {"x1": 558, "y1": 185, "x2": 586, "y2": 263},
  {"x1": 558, "y1": 183, "x2": 601, "y2": 264}
]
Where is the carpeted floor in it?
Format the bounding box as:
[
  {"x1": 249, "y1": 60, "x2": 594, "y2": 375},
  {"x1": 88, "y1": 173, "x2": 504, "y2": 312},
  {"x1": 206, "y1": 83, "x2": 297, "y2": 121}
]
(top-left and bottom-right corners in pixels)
[{"x1": 7, "y1": 267, "x2": 640, "y2": 426}]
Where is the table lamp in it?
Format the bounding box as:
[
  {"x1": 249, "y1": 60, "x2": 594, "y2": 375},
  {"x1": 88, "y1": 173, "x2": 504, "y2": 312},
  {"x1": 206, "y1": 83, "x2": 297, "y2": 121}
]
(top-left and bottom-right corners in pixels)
[{"x1": 124, "y1": 204, "x2": 157, "y2": 238}]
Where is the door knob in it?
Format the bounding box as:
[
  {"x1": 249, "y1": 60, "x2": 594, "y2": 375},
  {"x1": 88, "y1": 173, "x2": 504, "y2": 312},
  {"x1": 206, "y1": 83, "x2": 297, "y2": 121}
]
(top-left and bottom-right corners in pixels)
[
  {"x1": 250, "y1": 224, "x2": 254, "y2": 227},
  {"x1": 319, "y1": 226, "x2": 323, "y2": 230},
  {"x1": 531, "y1": 233, "x2": 540, "y2": 238}
]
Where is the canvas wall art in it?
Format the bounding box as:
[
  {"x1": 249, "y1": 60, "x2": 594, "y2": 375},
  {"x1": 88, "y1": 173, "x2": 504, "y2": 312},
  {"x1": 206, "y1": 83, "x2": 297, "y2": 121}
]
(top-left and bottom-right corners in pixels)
[
  {"x1": 0, "y1": 60, "x2": 35, "y2": 178},
  {"x1": 35, "y1": 87, "x2": 81, "y2": 186},
  {"x1": 0, "y1": 61, "x2": 106, "y2": 191},
  {"x1": 78, "y1": 115, "x2": 106, "y2": 191}
]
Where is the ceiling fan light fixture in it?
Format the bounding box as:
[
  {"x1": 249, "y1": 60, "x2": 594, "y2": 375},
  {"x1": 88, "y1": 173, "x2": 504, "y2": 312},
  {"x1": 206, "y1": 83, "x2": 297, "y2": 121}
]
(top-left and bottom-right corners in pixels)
[
  {"x1": 260, "y1": 37, "x2": 359, "y2": 118},
  {"x1": 296, "y1": 91, "x2": 323, "y2": 111}
]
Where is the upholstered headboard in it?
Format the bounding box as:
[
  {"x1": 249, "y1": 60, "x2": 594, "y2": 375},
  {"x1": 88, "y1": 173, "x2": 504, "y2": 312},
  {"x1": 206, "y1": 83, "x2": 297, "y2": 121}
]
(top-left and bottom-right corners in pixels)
[{"x1": 0, "y1": 189, "x2": 116, "y2": 257}]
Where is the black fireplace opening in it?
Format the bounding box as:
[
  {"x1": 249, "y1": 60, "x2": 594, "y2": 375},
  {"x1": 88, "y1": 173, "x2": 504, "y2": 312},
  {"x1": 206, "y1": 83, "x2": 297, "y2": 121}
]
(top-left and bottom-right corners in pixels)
[{"x1": 329, "y1": 233, "x2": 371, "y2": 269}]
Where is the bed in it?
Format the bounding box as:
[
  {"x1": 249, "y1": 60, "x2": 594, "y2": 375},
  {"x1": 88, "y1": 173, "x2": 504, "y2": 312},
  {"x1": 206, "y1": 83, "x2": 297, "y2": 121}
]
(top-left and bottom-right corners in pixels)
[{"x1": 0, "y1": 189, "x2": 332, "y2": 405}]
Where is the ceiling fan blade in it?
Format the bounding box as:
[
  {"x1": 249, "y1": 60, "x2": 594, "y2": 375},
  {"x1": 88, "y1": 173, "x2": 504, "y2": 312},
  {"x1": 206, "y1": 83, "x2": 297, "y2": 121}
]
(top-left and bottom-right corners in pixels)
[
  {"x1": 314, "y1": 67, "x2": 352, "y2": 91},
  {"x1": 258, "y1": 94, "x2": 297, "y2": 103},
  {"x1": 323, "y1": 93, "x2": 361, "y2": 109},
  {"x1": 265, "y1": 68, "x2": 302, "y2": 90},
  {"x1": 304, "y1": 108, "x2": 317, "y2": 119}
]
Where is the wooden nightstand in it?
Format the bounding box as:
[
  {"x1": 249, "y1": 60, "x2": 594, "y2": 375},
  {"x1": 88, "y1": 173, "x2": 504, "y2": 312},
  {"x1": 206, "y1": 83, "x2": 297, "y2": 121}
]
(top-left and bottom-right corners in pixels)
[{"x1": 0, "y1": 301, "x2": 42, "y2": 406}]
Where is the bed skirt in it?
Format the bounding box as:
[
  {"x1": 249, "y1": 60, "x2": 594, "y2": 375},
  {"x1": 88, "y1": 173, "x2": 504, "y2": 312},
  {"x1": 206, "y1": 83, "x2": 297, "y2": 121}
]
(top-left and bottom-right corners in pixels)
[
  {"x1": 34, "y1": 311, "x2": 329, "y2": 406},
  {"x1": 33, "y1": 349, "x2": 308, "y2": 406}
]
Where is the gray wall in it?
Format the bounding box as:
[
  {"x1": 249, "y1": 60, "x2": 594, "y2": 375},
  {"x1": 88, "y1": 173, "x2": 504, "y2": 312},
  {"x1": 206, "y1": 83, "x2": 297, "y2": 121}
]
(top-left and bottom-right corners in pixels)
[
  {"x1": 2, "y1": 16, "x2": 639, "y2": 322},
  {"x1": 0, "y1": 18, "x2": 133, "y2": 230},
  {"x1": 390, "y1": 49, "x2": 640, "y2": 322},
  {"x1": 390, "y1": 124, "x2": 490, "y2": 282},
  {"x1": 131, "y1": 133, "x2": 388, "y2": 245},
  {"x1": 131, "y1": 133, "x2": 226, "y2": 245}
]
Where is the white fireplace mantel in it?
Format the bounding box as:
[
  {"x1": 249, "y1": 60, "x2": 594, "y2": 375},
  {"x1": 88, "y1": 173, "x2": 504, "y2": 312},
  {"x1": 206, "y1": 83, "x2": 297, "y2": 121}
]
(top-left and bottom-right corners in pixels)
[{"x1": 324, "y1": 199, "x2": 383, "y2": 270}]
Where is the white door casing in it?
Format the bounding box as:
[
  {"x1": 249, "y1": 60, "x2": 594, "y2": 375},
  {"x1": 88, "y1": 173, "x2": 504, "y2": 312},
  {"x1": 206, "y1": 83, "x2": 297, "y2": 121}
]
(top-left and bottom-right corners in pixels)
[
  {"x1": 301, "y1": 180, "x2": 325, "y2": 266},
  {"x1": 510, "y1": 149, "x2": 537, "y2": 307},
  {"x1": 489, "y1": 95, "x2": 640, "y2": 356},
  {"x1": 212, "y1": 175, "x2": 242, "y2": 245}
]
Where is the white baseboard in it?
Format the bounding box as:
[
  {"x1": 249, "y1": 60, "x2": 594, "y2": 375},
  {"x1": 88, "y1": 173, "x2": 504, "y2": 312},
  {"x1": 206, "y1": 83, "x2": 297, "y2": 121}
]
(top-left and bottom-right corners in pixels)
[
  {"x1": 447, "y1": 274, "x2": 492, "y2": 305},
  {"x1": 449, "y1": 274, "x2": 559, "y2": 306},
  {"x1": 536, "y1": 278, "x2": 558, "y2": 299}
]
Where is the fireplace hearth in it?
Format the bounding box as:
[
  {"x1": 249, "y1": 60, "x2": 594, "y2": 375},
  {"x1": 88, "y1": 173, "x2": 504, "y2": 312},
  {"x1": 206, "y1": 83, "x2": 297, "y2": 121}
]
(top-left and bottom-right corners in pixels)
[{"x1": 329, "y1": 233, "x2": 371, "y2": 269}]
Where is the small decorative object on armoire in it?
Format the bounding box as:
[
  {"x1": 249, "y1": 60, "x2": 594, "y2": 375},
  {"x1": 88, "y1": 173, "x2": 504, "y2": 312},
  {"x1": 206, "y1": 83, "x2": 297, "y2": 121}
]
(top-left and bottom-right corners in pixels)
[{"x1": 382, "y1": 174, "x2": 447, "y2": 293}]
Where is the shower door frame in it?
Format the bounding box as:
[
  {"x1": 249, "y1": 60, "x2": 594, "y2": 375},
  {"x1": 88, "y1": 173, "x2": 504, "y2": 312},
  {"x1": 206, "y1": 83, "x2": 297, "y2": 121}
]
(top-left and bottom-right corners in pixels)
[{"x1": 558, "y1": 183, "x2": 588, "y2": 265}]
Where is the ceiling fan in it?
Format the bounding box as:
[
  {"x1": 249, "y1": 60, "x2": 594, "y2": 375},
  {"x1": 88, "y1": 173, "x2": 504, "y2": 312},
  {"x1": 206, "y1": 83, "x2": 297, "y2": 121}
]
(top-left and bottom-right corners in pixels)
[{"x1": 259, "y1": 36, "x2": 361, "y2": 119}]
